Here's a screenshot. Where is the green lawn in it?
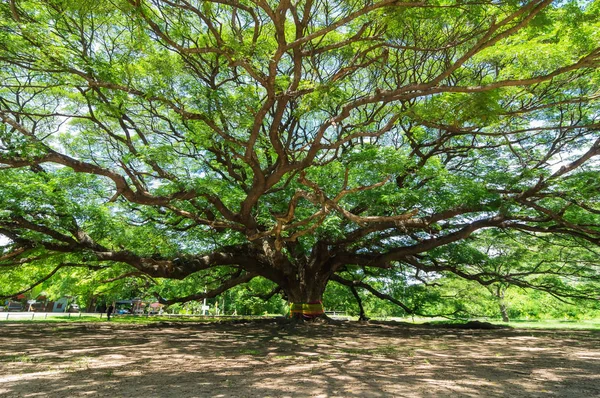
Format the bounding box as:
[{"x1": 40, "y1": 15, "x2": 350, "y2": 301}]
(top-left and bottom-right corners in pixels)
[
  {"x1": 375, "y1": 316, "x2": 600, "y2": 331},
  {"x1": 0, "y1": 314, "x2": 272, "y2": 324},
  {"x1": 493, "y1": 319, "x2": 600, "y2": 330},
  {"x1": 3, "y1": 315, "x2": 600, "y2": 330}
]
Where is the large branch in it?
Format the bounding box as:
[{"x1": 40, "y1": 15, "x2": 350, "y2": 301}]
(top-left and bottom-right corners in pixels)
[
  {"x1": 365, "y1": 215, "x2": 507, "y2": 265},
  {"x1": 331, "y1": 274, "x2": 413, "y2": 314},
  {"x1": 0, "y1": 111, "x2": 242, "y2": 226},
  {"x1": 0, "y1": 262, "x2": 104, "y2": 300},
  {"x1": 285, "y1": 0, "x2": 425, "y2": 51},
  {"x1": 0, "y1": 215, "x2": 262, "y2": 279},
  {"x1": 156, "y1": 271, "x2": 258, "y2": 305}
]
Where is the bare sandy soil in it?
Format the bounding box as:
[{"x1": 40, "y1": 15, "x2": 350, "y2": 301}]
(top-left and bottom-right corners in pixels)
[{"x1": 1, "y1": 320, "x2": 599, "y2": 397}]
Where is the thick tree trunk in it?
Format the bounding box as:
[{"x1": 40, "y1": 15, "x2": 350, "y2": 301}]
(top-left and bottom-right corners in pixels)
[
  {"x1": 285, "y1": 279, "x2": 328, "y2": 320},
  {"x1": 282, "y1": 263, "x2": 332, "y2": 320},
  {"x1": 87, "y1": 296, "x2": 97, "y2": 313},
  {"x1": 256, "y1": 241, "x2": 339, "y2": 320}
]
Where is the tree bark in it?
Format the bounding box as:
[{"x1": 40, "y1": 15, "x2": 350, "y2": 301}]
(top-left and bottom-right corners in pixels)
[
  {"x1": 282, "y1": 266, "x2": 331, "y2": 320},
  {"x1": 285, "y1": 279, "x2": 328, "y2": 320},
  {"x1": 497, "y1": 286, "x2": 509, "y2": 322},
  {"x1": 499, "y1": 301, "x2": 509, "y2": 323},
  {"x1": 350, "y1": 285, "x2": 369, "y2": 322}
]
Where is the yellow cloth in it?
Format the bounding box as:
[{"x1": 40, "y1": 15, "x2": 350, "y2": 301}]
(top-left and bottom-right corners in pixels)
[{"x1": 290, "y1": 302, "x2": 324, "y2": 316}]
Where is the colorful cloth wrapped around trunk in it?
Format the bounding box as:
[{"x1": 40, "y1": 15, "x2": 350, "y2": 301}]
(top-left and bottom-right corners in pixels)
[{"x1": 290, "y1": 301, "x2": 324, "y2": 319}]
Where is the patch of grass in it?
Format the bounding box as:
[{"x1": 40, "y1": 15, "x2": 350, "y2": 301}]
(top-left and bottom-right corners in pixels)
[
  {"x1": 16, "y1": 355, "x2": 34, "y2": 363},
  {"x1": 5, "y1": 314, "x2": 600, "y2": 331},
  {"x1": 339, "y1": 347, "x2": 370, "y2": 355},
  {"x1": 494, "y1": 319, "x2": 600, "y2": 330},
  {"x1": 430, "y1": 343, "x2": 450, "y2": 350},
  {"x1": 73, "y1": 356, "x2": 92, "y2": 369},
  {"x1": 380, "y1": 317, "x2": 600, "y2": 331},
  {"x1": 0, "y1": 316, "x2": 104, "y2": 324},
  {"x1": 51, "y1": 356, "x2": 94, "y2": 374},
  {"x1": 238, "y1": 349, "x2": 262, "y2": 356},
  {"x1": 373, "y1": 346, "x2": 400, "y2": 356},
  {"x1": 2, "y1": 354, "x2": 38, "y2": 363},
  {"x1": 0, "y1": 314, "x2": 262, "y2": 325},
  {"x1": 0, "y1": 314, "x2": 266, "y2": 327},
  {"x1": 108, "y1": 315, "x2": 268, "y2": 324}
]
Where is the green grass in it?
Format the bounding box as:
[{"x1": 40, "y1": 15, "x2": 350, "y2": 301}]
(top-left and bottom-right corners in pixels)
[
  {"x1": 0, "y1": 354, "x2": 42, "y2": 363},
  {"x1": 0, "y1": 314, "x2": 258, "y2": 324},
  {"x1": 492, "y1": 319, "x2": 600, "y2": 330},
  {"x1": 238, "y1": 349, "x2": 262, "y2": 356},
  {"x1": 377, "y1": 316, "x2": 600, "y2": 331},
  {"x1": 108, "y1": 315, "x2": 256, "y2": 324},
  {"x1": 0, "y1": 316, "x2": 104, "y2": 324},
  {"x1": 3, "y1": 314, "x2": 600, "y2": 331}
]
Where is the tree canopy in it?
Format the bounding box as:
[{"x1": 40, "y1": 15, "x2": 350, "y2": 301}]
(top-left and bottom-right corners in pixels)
[{"x1": 1, "y1": 0, "x2": 599, "y2": 319}]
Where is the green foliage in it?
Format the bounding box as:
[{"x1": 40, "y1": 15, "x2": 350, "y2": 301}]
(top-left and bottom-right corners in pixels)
[{"x1": 0, "y1": 0, "x2": 599, "y2": 322}]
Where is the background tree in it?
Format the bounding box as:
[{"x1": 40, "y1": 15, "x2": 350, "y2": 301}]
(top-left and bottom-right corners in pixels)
[{"x1": 1, "y1": 0, "x2": 599, "y2": 319}]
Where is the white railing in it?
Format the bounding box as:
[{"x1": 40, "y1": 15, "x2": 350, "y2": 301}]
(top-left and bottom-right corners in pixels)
[
  {"x1": 0, "y1": 312, "x2": 269, "y2": 321},
  {"x1": 0, "y1": 311, "x2": 351, "y2": 321},
  {"x1": 0, "y1": 311, "x2": 103, "y2": 321}
]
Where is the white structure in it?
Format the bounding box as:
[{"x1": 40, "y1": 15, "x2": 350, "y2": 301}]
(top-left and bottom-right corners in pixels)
[{"x1": 52, "y1": 297, "x2": 69, "y2": 312}]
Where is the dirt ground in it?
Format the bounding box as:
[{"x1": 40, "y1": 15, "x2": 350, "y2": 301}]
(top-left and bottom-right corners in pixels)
[{"x1": 1, "y1": 320, "x2": 599, "y2": 398}]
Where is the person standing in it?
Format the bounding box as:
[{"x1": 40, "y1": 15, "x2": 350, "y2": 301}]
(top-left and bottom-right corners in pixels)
[{"x1": 107, "y1": 304, "x2": 114, "y2": 321}]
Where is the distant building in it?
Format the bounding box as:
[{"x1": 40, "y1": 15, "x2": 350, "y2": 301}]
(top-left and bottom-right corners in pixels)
[{"x1": 52, "y1": 297, "x2": 69, "y2": 312}]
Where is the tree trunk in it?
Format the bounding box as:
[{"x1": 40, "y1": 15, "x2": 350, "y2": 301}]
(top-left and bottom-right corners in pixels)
[
  {"x1": 282, "y1": 264, "x2": 331, "y2": 320},
  {"x1": 496, "y1": 286, "x2": 509, "y2": 322},
  {"x1": 350, "y1": 285, "x2": 369, "y2": 322},
  {"x1": 258, "y1": 241, "x2": 339, "y2": 320},
  {"x1": 285, "y1": 281, "x2": 327, "y2": 320},
  {"x1": 499, "y1": 301, "x2": 509, "y2": 323},
  {"x1": 87, "y1": 296, "x2": 97, "y2": 313}
]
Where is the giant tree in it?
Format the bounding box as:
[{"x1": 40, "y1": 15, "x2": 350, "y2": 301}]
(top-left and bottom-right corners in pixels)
[{"x1": 1, "y1": 0, "x2": 599, "y2": 319}]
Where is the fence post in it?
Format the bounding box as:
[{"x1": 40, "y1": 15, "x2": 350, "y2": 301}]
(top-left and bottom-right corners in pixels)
[
  {"x1": 45, "y1": 313, "x2": 48, "y2": 319},
  {"x1": 6, "y1": 313, "x2": 8, "y2": 320},
  {"x1": 32, "y1": 313, "x2": 35, "y2": 320}
]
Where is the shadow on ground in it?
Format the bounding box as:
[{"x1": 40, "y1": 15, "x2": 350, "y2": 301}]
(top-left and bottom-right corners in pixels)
[{"x1": 1, "y1": 321, "x2": 599, "y2": 397}]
